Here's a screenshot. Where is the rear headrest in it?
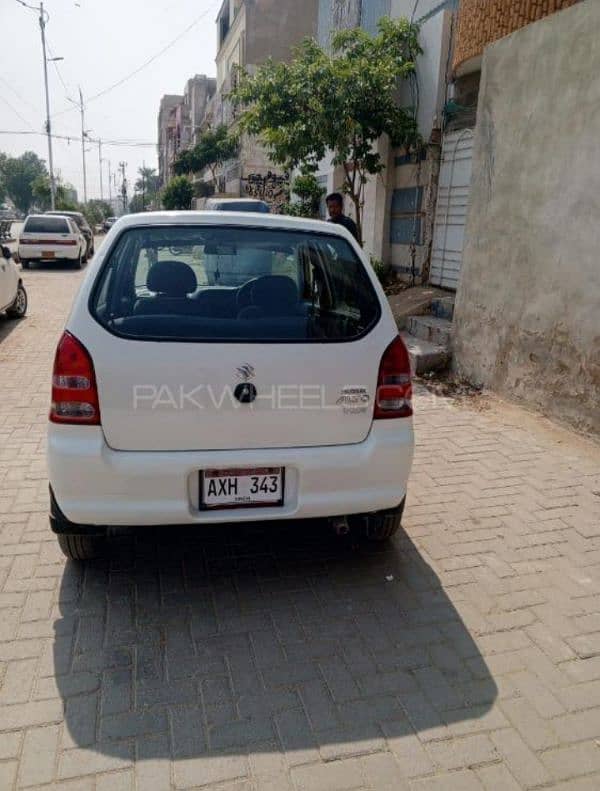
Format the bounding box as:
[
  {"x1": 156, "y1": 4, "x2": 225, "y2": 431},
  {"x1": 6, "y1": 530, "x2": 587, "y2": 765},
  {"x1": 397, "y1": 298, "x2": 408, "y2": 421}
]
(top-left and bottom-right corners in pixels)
[
  {"x1": 147, "y1": 260, "x2": 197, "y2": 297},
  {"x1": 251, "y1": 275, "x2": 298, "y2": 311}
]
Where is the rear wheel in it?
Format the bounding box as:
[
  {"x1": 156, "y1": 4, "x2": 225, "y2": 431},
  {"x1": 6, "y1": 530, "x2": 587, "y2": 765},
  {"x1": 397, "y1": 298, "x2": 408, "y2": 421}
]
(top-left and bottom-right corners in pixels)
[
  {"x1": 57, "y1": 533, "x2": 105, "y2": 560},
  {"x1": 352, "y1": 498, "x2": 406, "y2": 542},
  {"x1": 72, "y1": 249, "x2": 83, "y2": 269},
  {"x1": 6, "y1": 283, "x2": 27, "y2": 318}
]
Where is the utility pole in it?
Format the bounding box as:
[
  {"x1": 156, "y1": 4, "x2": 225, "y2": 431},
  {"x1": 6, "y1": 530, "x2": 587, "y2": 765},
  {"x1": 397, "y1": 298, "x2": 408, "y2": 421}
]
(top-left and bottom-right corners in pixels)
[
  {"x1": 98, "y1": 140, "x2": 103, "y2": 201},
  {"x1": 119, "y1": 162, "x2": 127, "y2": 214},
  {"x1": 39, "y1": 2, "x2": 56, "y2": 210},
  {"x1": 79, "y1": 88, "x2": 87, "y2": 204},
  {"x1": 142, "y1": 160, "x2": 146, "y2": 211},
  {"x1": 107, "y1": 160, "x2": 112, "y2": 203}
]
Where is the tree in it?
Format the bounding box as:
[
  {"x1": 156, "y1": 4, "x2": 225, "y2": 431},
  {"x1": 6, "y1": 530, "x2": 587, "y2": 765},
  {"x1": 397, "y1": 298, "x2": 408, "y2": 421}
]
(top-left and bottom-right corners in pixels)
[
  {"x1": 129, "y1": 194, "x2": 145, "y2": 214},
  {"x1": 31, "y1": 175, "x2": 77, "y2": 212},
  {"x1": 83, "y1": 200, "x2": 112, "y2": 227},
  {"x1": 232, "y1": 18, "x2": 421, "y2": 243},
  {"x1": 173, "y1": 125, "x2": 238, "y2": 185},
  {"x1": 134, "y1": 166, "x2": 161, "y2": 209},
  {"x1": 284, "y1": 171, "x2": 325, "y2": 218},
  {"x1": 135, "y1": 166, "x2": 160, "y2": 197},
  {"x1": 162, "y1": 176, "x2": 194, "y2": 210},
  {"x1": 0, "y1": 151, "x2": 48, "y2": 213}
]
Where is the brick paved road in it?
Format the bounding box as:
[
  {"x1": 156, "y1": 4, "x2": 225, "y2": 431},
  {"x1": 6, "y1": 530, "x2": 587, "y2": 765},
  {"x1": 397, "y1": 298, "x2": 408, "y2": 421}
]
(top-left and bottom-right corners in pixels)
[{"x1": 1, "y1": 257, "x2": 600, "y2": 790}]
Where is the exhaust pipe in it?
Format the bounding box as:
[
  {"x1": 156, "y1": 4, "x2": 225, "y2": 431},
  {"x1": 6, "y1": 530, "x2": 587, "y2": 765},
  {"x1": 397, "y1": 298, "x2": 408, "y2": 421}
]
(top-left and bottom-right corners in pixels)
[{"x1": 331, "y1": 516, "x2": 350, "y2": 537}]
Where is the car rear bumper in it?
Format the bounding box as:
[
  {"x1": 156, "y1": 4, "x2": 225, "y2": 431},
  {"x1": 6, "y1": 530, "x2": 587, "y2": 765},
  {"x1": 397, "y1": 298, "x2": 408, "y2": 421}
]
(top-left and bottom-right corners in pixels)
[
  {"x1": 47, "y1": 422, "x2": 414, "y2": 527},
  {"x1": 18, "y1": 245, "x2": 80, "y2": 260}
]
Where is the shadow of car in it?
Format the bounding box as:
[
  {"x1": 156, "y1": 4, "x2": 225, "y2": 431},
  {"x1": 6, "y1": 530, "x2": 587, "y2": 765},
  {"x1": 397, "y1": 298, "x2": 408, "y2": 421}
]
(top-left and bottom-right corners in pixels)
[{"x1": 54, "y1": 521, "x2": 497, "y2": 766}]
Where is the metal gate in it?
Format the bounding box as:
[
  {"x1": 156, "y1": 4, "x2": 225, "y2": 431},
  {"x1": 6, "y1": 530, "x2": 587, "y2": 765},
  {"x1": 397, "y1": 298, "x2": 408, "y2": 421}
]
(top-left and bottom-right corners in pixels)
[{"x1": 430, "y1": 129, "x2": 474, "y2": 290}]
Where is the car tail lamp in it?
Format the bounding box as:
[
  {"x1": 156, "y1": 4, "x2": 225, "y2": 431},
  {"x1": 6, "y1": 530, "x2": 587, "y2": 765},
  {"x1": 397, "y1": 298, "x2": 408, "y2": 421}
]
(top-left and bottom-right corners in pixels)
[
  {"x1": 374, "y1": 336, "x2": 413, "y2": 419},
  {"x1": 50, "y1": 332, "x2": 101, "y2": 424}
]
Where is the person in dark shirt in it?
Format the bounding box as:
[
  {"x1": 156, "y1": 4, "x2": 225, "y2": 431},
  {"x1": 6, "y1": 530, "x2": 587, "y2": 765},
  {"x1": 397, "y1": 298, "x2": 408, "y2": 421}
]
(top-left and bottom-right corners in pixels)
[{"x1": 326, "y1": 192, "x2": 359, "y2": 241}]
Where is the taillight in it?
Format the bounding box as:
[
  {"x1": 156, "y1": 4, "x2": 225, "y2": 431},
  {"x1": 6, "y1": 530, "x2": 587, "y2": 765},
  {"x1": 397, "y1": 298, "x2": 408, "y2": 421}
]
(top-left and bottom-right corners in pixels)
[
  {"x1": 374, "y1": 336, "x2": 413, "y2": 419},
  {"x1": 50, "y1": 332, "x2": 101, "y2": 424}
]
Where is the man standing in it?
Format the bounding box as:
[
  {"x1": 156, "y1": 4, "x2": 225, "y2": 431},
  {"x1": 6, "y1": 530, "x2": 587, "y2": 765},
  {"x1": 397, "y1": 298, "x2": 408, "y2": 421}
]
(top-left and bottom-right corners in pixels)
[{"x1": 326, "y1": 193, "x2": 359, "y2": 242}]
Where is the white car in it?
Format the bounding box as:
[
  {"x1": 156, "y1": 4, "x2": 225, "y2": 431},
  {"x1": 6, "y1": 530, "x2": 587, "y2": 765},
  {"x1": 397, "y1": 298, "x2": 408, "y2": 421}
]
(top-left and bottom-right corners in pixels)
[
  {"x1": 47, "y1": 212, "x2": 414, "y2": 560},
  {"x1": 0, "y1": 244, "x2": 27, "y2": 318},
  {"x1": 18, "y1": 214, "x2": 87, "y2": 269}
]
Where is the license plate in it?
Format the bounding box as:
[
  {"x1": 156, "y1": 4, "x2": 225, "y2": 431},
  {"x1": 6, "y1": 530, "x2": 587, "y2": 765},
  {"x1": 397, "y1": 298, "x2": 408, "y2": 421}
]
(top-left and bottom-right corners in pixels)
[
  {"x1": 42, "y1": 251, "x2": 55, "y2": 258},
  {"x1": 200, "y1": 467, "x2": 284, "y2": 510}
]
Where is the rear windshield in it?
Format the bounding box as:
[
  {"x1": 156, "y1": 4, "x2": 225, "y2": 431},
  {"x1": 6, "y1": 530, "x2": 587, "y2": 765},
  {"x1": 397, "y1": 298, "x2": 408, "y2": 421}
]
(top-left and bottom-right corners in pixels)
[
  {"x1": 212, "y1": 202, "x2": 270, "y2": 213},
  {"x1": 48, "y1": 212, "x2": 87, "y2": 229},
  {"x1": 24, "y1": 216, "x2": 70, "y2": 234},
  {"x1": 90, "y1": 225, "x2": 381, "y2": 343}
]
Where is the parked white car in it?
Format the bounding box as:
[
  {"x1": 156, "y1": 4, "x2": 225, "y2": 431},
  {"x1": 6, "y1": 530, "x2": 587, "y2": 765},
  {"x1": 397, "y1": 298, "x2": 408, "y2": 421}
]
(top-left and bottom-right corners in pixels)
[
  {"x1": 0, "y1": 244, "x2": 27, "y2": 318},
  {"x1": 47, "y1": 212, "x2": 414, "y2": 559},
  {"x1": 18, "y1": 214, "x2": 87, "y2": 269}
]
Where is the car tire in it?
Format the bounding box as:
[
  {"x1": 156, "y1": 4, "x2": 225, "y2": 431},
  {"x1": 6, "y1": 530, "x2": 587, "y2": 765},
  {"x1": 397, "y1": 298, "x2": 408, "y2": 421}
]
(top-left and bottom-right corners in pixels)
[
  {"x1": 6, "y1": 283, "x2": 27, "y2": 318},
  {"x1": 21, "y1": 260, "x2": 29, "y2": 270},
  {"x1": 352, "y1": 497, "x2": 406, "y2": 542},
  {"x1": 57, "y1": 533, "x2": 105, "y2": 561},
  {"x1": 73, "y1": 249, "x2": 83, "y2": 269}
]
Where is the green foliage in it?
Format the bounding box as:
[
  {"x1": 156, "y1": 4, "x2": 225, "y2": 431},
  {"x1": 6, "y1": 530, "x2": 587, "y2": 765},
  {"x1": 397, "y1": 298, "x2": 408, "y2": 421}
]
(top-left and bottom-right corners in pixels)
[
  {"x1": 194, "y1": 180, "x2": 215, "y2": 199},
  {"x1": 232, "y1": 17, "x2": 421, "y2": 244},
  {"x1": 162, "y1": 176, "x2": 194, "y2": 210},
  {"x1": 173, "y1": 126, "x2": 238, "y2": 183},
  {"x1": 285, "y1": 171, "x2": 325, "y2": 218},
  {"x1": 0, "y1": 151, "x2": 48, "y2": 213},
  {"x1": 31, "y1": 175, "x2": 77, "y2": 212},
  {"x1": 370, "y1": 255, "x2": 393, "y2": 286},
  {"x1": 83, "y1": 200, "x2": 112, "y2": 226},
  {"x1": 135, "y1": 166, "x2": 160, "y2": 197}
]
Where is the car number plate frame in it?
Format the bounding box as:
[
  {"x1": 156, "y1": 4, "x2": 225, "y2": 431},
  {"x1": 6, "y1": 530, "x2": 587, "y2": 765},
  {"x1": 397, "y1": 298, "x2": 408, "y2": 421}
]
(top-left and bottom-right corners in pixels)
[{"x1": 200, "y1": 467, "x2": 285, "y2": 510}]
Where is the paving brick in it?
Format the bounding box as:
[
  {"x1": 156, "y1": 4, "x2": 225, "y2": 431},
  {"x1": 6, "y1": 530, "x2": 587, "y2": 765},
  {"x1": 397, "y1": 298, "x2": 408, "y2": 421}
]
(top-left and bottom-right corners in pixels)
[
  {"x1": 426, "y1": 734, "x2": 499, "y2": 771},
  {"x1": 0, "y1": 761, "x2": 17, "y2": 790},
  {"x1": 490, "y1": 729, "x2": 551, "y2": 787},
  {"x1": 541, "y1": 741, "x2": 600, "y2": 782},
  {"x1": 174, "y1": 753, "x2": 248, "y2": 789},
  {"x1": 361, "y1": 752, "x2": 410, "y2": 790},
  {"x1": 95, "y1": 770, "x2": 135, "y2": 791},
  {"x1": 18, "y1": 723, "x2": 60, "y2": 786},
  {"x1": 476, "y1": 762, "x2": 522, "y2": 791},
  {"x1": 0, "y1": 698, "x2": 63, "y2": 730},
  {"x1": 291, "y1": 758, "x2": 364, "y2": 791},
  {"x1": 3, "y1": 262, "x2": 600, "y2": 791},
  {"x1": 409, "y1": 768, "x2": 484, "y2": 790},
  {"x1": 0, "y1": 657, "x2": 38, "y2": 704},
  {"x1": 59, "y1": 745, "x2": 134, "y2": 779}
]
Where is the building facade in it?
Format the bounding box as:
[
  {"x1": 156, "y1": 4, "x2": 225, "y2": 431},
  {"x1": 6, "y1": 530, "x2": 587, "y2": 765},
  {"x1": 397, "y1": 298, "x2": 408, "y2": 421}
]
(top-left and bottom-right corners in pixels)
[
  {"x1": 157, "y1": 76, "x2": 216, "y2": 187},
  {"x1": 211, "y1": 0, "x2": 319, "y2": 198},
  {"x1": 430, "y1": 0, "x2": 582, "y2": 290},
  {"x1": 315, "y1": 0, "x2": 455, "y2": 281}
]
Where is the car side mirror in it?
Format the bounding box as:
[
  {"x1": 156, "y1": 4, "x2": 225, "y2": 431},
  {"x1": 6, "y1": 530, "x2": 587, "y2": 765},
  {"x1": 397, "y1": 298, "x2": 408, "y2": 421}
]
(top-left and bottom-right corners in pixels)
[{"x1": 1, "y1": 245, "x2": 11, "y2": 260}]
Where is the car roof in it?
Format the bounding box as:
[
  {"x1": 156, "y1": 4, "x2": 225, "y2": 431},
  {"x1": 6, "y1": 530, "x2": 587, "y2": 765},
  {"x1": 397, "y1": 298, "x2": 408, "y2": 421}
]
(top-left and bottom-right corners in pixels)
[
  {"x1": 46, "y1": 210, "x2": 83, "y2": 218},
  {"x1": 26, "y1": 214, "x2": 72, "y2": 220},
  {"x1": 209, "y1": 198, "x2": 267, "y2": 204},
  {"x1": 116, "y1": 210, "x2": 350, "y2": 239}
]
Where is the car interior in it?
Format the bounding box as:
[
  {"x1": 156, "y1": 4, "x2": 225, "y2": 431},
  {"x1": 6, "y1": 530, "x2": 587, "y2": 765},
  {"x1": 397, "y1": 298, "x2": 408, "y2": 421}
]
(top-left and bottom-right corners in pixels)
[{"x1": 91, "y1": 228, "x2": 379, "y2": 341}]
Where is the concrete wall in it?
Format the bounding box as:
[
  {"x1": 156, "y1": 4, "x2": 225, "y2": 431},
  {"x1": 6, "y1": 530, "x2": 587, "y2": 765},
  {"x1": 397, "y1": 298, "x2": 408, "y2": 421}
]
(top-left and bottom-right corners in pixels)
[
  {"x1": 246, "y1": 0, "x2": 319, "y2": 66},
  {"x1": 453, "y1": 0, "x2": 600, "y2": 435}
]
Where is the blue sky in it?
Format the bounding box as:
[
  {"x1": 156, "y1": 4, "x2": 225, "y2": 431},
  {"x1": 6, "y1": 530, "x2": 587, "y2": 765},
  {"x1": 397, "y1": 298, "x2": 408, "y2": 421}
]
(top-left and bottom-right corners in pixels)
[{"x1": 1, "y1": 0, "x2": 219, "y2": 199}]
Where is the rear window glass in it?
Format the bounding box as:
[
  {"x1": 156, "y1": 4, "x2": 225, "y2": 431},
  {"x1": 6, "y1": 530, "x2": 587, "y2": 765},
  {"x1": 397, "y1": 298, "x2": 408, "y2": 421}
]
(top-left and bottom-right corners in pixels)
[
  {"x1": 90, "y1": 225, "x2": 380, "y2": 343},
  {"x1": 49, "y1": 212, "x2": 87, "y2": 229},
  {"x1": 211, "y1": 202, "x2": 270, "y2": 213},
  {"x1": 24, "y1": 216, "x2": 69, "y2": 233}
]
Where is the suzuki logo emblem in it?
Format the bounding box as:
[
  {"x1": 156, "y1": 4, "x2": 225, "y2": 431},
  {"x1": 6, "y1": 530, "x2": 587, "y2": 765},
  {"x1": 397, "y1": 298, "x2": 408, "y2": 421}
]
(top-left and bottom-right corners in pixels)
[{"x1": 236, "y1": 364, "x2": 256, "y2": 382}]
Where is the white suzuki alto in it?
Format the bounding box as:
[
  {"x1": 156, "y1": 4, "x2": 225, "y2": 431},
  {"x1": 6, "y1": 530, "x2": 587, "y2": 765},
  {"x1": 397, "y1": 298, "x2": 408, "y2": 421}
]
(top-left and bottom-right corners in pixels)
[{"x1": 47, "y1": 212, "x2": 414, "y2": 559}]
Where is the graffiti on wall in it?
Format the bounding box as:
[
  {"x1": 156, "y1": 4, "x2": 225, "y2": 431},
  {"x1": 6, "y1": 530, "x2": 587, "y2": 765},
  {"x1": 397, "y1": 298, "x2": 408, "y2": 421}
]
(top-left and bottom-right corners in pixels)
[{"x1": 243, "y1": 172, "x2": 290, "y2": 212}]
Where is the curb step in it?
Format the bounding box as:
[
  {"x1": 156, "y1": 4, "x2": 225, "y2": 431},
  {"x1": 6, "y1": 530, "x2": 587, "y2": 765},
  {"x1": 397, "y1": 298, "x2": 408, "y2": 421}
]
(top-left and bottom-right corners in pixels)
[
  {"x1": 407, "y1": 315, "x2": 453, "y2": 347},
  {"x1": 400, "y1": 331, "x2": 450, "y2": 376}
]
